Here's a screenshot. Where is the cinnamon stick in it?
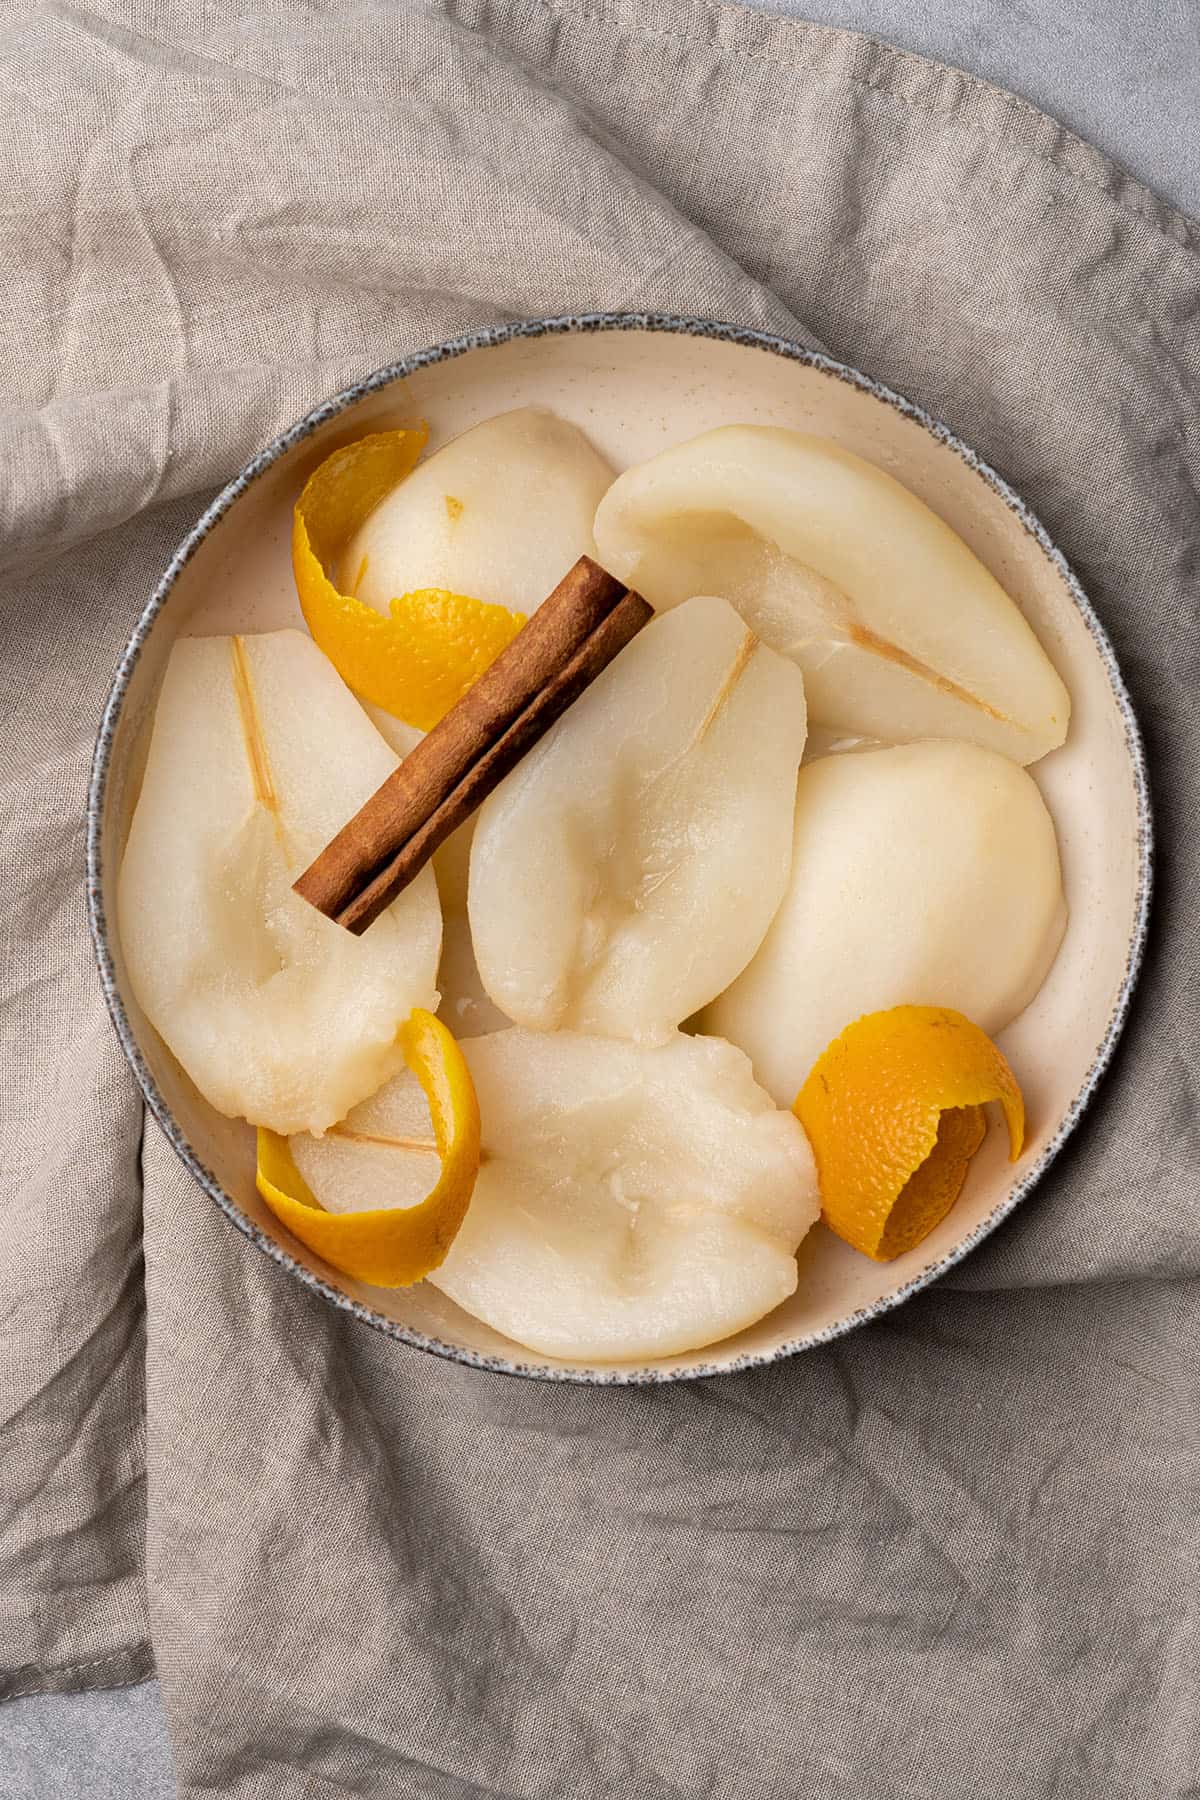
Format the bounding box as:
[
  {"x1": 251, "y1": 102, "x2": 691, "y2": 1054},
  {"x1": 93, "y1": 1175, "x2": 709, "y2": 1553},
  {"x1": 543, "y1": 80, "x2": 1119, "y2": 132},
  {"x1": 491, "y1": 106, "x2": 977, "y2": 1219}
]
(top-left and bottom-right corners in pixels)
[{"x1": 295, "y1": 556, "x2": 652, "y2": 934}]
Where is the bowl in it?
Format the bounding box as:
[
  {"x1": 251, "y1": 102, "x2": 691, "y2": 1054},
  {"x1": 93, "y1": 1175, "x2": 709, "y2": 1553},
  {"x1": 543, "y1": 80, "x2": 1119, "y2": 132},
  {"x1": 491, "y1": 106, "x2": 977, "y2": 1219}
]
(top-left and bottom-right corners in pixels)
[{"x1": 87, "y1": 314, "x2": 1151, "y2": 1383}]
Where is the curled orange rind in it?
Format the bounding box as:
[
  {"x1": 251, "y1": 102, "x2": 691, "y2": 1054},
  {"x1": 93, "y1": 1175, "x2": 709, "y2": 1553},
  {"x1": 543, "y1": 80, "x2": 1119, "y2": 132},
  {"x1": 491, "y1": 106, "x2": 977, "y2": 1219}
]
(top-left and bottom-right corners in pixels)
[
  {"x1": 256, "y1": 1009, "x2": 481, "y2": 1286},
  {"x1": 292, "y1": 428, "x2": 525, "y2": 730},
  {"x1": 794, "y1": 1005, "x2": 1024, "y2": 1262}
]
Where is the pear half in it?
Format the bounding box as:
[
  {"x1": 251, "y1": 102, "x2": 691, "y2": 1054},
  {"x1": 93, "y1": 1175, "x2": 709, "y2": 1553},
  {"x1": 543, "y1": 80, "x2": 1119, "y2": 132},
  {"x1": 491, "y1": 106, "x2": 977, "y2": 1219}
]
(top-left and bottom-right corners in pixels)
[
  {"x1": 340, "y1": 408, "x2": 614, "y2": 616},
  {"x1": 118, "y1": 630, "x2": 441, "y2": 1136},
  {"x1": 592, "y1": 424, "x2": 1070, "y2": 764},
  {"x1": 293, "y1": 1028, "x2": 820, "y2": 1362},
  {"x1": 702, "y1": 740, "x2": 1066, "y2": 1106},
  {"x1": 468, "y1": 593, "x2": 809, "y2": 1043}
]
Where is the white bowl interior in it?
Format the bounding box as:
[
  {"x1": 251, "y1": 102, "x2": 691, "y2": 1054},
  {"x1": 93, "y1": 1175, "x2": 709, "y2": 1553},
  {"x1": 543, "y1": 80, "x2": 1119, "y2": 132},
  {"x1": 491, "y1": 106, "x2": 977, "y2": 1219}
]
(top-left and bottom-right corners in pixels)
[{"x1": 96, "y1": 324, "x2": 1146, "y2": 1379}]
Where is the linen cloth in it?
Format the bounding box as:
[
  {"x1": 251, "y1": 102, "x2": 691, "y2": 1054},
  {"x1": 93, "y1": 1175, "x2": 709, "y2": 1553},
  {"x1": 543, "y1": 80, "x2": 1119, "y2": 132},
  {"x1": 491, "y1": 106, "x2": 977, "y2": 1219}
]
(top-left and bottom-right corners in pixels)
[{"x1": 2, "y1": 2, "x2": 1198, "y2": 1794}]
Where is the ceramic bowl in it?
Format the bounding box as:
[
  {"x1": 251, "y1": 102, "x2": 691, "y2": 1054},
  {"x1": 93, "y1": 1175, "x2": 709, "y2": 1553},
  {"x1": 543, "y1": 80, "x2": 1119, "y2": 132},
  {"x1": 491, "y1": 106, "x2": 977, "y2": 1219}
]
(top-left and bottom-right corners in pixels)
[{"x1": 87, "y1": 314, "x2": 1151, "y2": 1383}]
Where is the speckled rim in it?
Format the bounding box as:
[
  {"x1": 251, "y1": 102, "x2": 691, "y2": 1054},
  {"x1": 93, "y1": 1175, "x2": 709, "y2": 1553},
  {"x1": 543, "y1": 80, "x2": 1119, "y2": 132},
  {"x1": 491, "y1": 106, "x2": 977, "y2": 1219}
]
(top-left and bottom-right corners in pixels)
[{"x1": 86, "y1": 312, "x2": 1153, "y2": 1385}]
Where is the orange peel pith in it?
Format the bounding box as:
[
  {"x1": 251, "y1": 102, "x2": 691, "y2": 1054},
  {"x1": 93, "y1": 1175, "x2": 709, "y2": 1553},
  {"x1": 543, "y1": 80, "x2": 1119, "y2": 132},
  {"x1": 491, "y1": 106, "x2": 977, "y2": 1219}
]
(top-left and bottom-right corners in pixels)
[
  {"x1": 256, "y1": 1009, "x2": 481, "y2": 1287},
  {"x1": 292, "y1": 428, "x2": 526, "y2": 730},
  {"x1": 794, "y1": 1005, "x2": 1024, "y2": 1262}
]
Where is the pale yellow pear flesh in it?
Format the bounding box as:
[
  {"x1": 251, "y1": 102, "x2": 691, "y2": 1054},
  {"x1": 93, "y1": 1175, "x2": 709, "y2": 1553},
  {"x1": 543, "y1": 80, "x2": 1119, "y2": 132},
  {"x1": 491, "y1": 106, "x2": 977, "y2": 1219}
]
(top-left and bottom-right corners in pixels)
[
  {"x1": 592, "y1": 424, "x2": 1070, "y2": 764},
  {"x1": 701, "y1": 741, "x2": 1066, "y2": 1107},
  {"x1": 292, "y1": 1029, "x2": 820, "y2": 1361},
  {"x1": 290, "y1": 1061, "x2": 441, "y2": 1216},
  {"x1": 467, "y1": 594, "x2": 809, "y2": 1043},
  {"x1": 340, "y1": 408, "x2": 615, "y2": 615},
  {"x1": 118, "y1": 631, "x2": 442, "y2": 1137},
  {"x1": 433, "y1": 819, "x2": 515, "y2": 1040}
]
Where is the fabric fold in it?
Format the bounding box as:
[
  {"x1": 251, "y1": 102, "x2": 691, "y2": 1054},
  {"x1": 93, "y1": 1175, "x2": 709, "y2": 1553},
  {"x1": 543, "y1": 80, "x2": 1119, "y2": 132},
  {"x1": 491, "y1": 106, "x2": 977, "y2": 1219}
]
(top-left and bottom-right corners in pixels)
[{"x1": 2, "y1": 2, "x2": 1197, "y2": 1796}]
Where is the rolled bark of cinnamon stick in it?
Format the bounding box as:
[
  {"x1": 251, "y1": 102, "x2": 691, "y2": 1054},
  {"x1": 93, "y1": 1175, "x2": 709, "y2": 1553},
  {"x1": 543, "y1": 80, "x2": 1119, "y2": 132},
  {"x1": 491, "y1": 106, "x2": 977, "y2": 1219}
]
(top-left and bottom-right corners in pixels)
[{"x1": 295, "y1": 556, "x2": 652, "y2": 935}]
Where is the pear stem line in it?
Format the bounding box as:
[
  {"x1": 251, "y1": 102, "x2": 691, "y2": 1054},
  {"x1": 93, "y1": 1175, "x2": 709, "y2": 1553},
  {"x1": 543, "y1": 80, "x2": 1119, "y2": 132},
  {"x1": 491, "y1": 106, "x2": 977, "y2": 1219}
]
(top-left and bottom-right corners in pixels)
[
  {"x1": 230, "y1": 636, "x2": 279, "y2": 813},
  {"x1": 327, "y1": 1123, "x2": 441, "y2": 1155},
  {"x1": 625, "y1": 627, "x2": 760, "y2": 876},
  {"x1": 692, "y1": 628, "x2": 758, "y2": 749},
  {"x1": 845, "y1": 621, "x2": 1015, "y2": 726}
]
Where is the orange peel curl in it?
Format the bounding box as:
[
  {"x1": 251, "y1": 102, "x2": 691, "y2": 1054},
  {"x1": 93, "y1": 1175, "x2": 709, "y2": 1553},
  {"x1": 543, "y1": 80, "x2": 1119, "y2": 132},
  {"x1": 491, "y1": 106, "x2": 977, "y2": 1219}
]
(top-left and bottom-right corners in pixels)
[
  {"x1": 292, "y1": 427, "x2": 525, "y2": 730},
  {"x1": 794, "y1": 1005, "x2": 1024, "y2": 1261},
  {"x1": 256, "y1": 1009, "x2": 481, "y2": 1286}
]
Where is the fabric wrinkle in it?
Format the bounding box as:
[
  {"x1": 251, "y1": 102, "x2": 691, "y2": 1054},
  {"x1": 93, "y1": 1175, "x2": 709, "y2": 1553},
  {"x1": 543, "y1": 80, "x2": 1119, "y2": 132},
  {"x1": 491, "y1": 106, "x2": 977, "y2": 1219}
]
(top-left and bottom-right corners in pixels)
[{"x1": 2, "y1": 3, "x2": 1198, "y2": 1796}]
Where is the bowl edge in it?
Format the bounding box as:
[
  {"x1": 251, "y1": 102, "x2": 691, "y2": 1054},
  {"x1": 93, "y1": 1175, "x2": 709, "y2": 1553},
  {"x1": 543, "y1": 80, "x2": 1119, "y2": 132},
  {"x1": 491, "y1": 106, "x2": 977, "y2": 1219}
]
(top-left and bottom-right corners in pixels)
[{"x1": 85, "y1": 311, "x2": 1155, "y2": 1385}]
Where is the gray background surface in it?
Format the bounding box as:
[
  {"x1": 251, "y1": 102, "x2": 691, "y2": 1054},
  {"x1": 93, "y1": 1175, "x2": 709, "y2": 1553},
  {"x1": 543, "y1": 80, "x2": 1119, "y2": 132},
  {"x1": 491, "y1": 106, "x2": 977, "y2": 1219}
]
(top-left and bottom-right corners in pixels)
[
  {"x1": 767, "y1": 0, "x2": 1200, "y2": 214},
  {"x1": 2, "y1": 1, "x2": 1196, "y2": 1795}
]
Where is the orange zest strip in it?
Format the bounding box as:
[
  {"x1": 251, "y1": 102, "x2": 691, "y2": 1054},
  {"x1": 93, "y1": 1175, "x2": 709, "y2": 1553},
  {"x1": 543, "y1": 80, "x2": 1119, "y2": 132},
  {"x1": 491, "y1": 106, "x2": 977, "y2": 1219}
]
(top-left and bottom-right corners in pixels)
[
  {"x1": 292, "y1": 428, "x2": 525, "y2": 731},
  {"x1": 794, "y1": 1005, "x2": 1024, "y2": 1262},
  {"x1": 256, "y1": 1009, "x2": 481, "y2": 1287}
]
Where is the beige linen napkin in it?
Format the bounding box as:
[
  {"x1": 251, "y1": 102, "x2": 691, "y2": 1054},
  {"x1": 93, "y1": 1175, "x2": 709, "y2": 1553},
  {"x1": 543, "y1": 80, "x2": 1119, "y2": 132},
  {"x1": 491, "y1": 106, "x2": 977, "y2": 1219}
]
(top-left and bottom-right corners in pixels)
[{"x1": 2, "y1": 2, "x2": 1197, "y2": 1795}]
